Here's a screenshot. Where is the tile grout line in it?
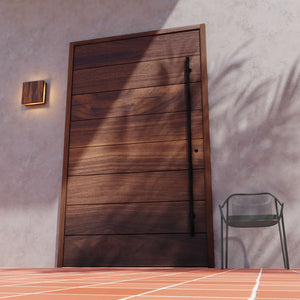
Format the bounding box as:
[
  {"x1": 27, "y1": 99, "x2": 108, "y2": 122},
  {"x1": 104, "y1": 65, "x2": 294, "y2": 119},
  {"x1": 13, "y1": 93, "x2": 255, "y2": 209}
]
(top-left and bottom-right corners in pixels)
[
  {"x1": 0, "y1": 270, "x2": 158, "y2": 288},
  {"x1": 0, "y1": 270, "x2": 194, "y2": 299},
  {"x1": 248, "y1": 268, "x2": 263, "y2": 300},
  {"x1": 50, "y1": 293, "x2": 251, "y2": 299},
  {"x1": 118, "y1": 269, "x2": 235, "y2": 300}
]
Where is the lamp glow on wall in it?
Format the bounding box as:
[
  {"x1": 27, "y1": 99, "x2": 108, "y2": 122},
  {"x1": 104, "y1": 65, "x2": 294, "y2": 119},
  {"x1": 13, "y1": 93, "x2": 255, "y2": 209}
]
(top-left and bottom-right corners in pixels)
[{"x1": 22, "y1": 80, "x2": 47, "y2": 106}]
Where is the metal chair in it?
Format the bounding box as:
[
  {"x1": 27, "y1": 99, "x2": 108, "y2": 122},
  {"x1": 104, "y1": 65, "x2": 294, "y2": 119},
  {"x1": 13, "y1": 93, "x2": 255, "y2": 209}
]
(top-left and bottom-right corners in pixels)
[{"x1": 219, "y1": 192, "x2": 289, "y2": 269}]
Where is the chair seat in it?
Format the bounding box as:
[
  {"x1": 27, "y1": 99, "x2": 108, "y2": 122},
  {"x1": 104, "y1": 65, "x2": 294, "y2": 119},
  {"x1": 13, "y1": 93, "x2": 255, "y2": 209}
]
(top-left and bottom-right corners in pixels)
[{"x1": 227, "y1": 214, "x2": 279, "y2": 227}]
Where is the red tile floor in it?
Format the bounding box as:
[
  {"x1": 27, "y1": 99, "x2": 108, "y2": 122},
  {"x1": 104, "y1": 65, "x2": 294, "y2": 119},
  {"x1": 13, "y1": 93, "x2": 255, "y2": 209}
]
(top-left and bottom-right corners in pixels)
[{"x1": 0, "y1": 268, "x2": 299, "y2": 299}]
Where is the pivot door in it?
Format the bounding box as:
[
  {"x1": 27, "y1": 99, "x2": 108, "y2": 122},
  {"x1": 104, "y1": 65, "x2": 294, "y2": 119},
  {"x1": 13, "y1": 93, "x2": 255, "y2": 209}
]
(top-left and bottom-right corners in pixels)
[{"x1": 58, "y1": 24, "x2": 214, "y2": 267}]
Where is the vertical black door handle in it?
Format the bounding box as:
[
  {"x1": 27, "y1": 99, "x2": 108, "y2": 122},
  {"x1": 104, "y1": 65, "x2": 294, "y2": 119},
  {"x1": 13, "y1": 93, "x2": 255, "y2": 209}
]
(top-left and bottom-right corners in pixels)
[{"x1": 185, "y1": 56, "x2": 195, "y2": 236}]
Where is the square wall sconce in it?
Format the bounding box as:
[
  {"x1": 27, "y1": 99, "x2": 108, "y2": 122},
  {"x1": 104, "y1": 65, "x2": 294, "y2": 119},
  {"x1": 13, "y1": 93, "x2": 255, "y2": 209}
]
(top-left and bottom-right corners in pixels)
[{"x1": 22, "y1": 80, "x2": 47, "y2": 106}]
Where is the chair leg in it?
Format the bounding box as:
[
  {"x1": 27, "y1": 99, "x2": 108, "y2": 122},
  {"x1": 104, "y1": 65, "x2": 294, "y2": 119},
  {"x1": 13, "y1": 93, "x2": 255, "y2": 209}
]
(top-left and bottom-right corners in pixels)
[
  {"x1": 221, "y1": 218, "x2": 224, "y2": 269},
  {"x1": 281, "y1": 216, "x2": 290, "y2": 269},
  {"x1": 277, "y1": 221, "x2": 286, "y2": 268},
  {"x1": 278, "y1": 217, "x2": 289, "y2": 269},
  {"x1": 225, "y1": 222, "x2": 229, "y2": 268}
]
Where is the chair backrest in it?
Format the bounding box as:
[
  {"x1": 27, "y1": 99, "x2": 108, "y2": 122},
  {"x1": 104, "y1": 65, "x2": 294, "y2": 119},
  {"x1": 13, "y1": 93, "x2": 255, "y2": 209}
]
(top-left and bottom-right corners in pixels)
[
  {"x1": 219, "y1": 193, "x2": 283, "y2": 227},
  {"x1": 229, "y1": 193, "x2": 274, "y2": 217}
]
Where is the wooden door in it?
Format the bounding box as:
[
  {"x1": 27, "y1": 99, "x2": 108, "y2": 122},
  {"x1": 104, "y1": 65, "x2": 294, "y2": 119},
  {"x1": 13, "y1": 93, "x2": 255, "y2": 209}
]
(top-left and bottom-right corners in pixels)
[{"x1": 58, "y1": 24, "x2": 214, "y2": 267}]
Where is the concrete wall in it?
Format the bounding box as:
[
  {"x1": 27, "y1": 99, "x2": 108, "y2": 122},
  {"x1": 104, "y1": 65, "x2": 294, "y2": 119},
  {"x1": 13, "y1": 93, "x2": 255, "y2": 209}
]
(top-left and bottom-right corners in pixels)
[{"x1": 0, "y1": 0, "x2": 299, "y2": 268}]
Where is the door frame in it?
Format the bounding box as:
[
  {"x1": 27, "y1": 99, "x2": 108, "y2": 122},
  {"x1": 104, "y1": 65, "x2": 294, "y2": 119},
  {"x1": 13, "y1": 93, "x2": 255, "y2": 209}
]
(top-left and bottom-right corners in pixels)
[{"x1": 57, "y1": 24, "x2": 214, "y2": 267}]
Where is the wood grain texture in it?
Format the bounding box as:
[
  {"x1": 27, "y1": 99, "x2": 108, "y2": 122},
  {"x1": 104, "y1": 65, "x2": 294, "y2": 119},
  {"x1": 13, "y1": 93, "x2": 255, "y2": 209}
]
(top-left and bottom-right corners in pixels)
[
  {"x1": 72, "y1": 24, "x2": 202, "y2": 47},
  {"x1": 57, "y1": 43, "x2": 75, "y2": 267},
  {"x1": 199, "y1": 24, "x2": 214, "y2": 267},
  {"x1": 66, "y1": 170, "x2": 205, "y2": 205},
  {"x1": 63, "y1": 233, "x2": 208, "y2": 267},
  {"x1": 22, "y1": 80, "x2": 46, "y2": 105},
  {"x1": 60, "y1": 25, "x2": 213, "y2": 268},
  {"x1": 68, "y1": 139, "x2": 204, "y2": 176},
  {"x1": 72, "y1": 56, "x2": 201, "y2": 95},
  {"x1": 74, "y1": 30, "x2": 199, "y2": 69},
  {"x1": 69, "y1": 111, "x2": 203, "y2": 147},
  {"x1": 71, "y1": 83, "x2": 202, "y2": 121},
  {"x1": 65, "y1": 201, "x2": 206, "y2": 235}
]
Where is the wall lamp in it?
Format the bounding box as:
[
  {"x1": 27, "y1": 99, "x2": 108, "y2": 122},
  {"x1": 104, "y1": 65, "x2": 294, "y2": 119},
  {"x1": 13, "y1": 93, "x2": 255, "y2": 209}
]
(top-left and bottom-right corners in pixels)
[{"x1": 22, "y1": 80, "x2": 47, "y2": 106}]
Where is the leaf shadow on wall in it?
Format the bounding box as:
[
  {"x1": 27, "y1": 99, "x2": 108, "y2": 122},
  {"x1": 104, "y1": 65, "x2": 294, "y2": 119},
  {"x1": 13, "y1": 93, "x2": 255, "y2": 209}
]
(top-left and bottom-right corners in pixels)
[{"x1": 210, "y1": 42, "x2": 300, "y2": 268}]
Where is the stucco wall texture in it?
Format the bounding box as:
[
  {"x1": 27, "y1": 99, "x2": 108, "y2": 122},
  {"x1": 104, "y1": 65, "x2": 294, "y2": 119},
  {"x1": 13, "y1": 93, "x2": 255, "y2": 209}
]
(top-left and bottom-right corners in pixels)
[{"x1": 0, "y1": 0, "x2": 299, "y2": 268}]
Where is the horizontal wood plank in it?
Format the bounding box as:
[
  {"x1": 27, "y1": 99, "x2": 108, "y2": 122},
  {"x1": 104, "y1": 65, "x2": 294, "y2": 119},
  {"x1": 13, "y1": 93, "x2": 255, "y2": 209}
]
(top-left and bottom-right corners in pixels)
[
  {"x1": 63, "y1": 233, "x2": 208, "y2": 267},
  {"x1": 68, "y1": 139, "x2": 203, "y2": 176},
  {"x1": 74, "y1": 30, "x2": 199, "y2": 69},
  {"x1": 69, "y1": 111, "x2": 203, "y2": 148},
  {"x1": 65, "y1": 201, "x2": 206, "y2": 235},
  {"x1": 72, "y1": 25, "x2": 201, "y2": 46},
  {"x1": 71, "y1": 83, "x2": 202, "y2": 121},
  {"x1": 72, "y1": 56, "x2": 200, "y2": 95},
  {"x1": 66, "y1": 169, "x2": 205, "y2": 205}
]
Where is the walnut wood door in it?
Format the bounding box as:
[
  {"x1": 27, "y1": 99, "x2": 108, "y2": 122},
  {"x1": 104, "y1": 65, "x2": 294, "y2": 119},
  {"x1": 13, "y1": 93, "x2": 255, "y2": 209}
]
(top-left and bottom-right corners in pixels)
[{"x1": 58, "y1": 24, "x2": 214, "y2": 267}]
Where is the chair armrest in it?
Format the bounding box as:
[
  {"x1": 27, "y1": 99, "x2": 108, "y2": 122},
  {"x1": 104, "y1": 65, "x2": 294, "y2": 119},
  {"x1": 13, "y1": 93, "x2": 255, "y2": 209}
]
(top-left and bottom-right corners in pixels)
[{"x1": 219, "y1": 204, "x2": 228, "y2": 224}]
